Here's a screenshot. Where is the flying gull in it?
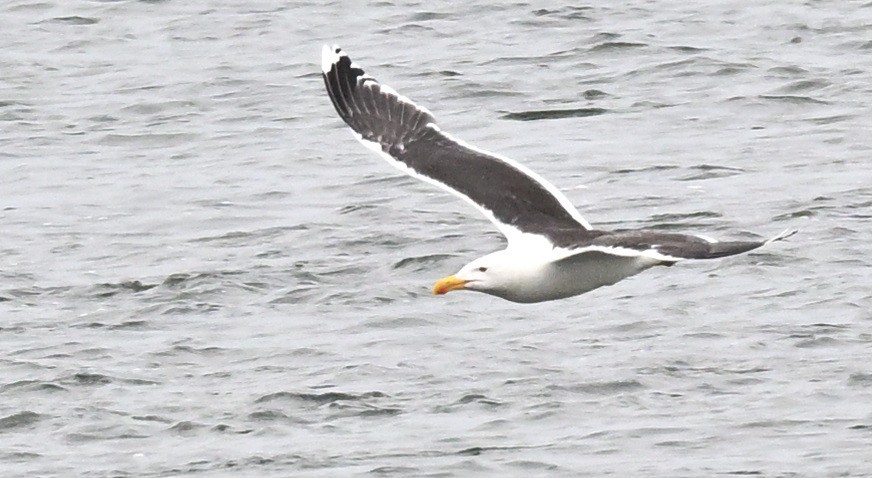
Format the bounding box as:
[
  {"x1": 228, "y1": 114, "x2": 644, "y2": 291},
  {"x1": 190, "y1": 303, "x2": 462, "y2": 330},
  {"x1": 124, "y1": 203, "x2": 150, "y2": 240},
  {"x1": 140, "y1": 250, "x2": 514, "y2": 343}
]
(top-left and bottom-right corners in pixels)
[{"x1": 321, "y1": 45, "x2": 795, "y2": 303}]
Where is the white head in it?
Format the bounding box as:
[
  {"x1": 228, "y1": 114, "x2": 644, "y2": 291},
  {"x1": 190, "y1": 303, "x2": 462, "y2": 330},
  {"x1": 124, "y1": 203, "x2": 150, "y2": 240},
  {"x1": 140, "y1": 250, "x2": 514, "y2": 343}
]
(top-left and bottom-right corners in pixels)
[{"x1": 432, "y1": 250, "x2": 538, "y2": 302}]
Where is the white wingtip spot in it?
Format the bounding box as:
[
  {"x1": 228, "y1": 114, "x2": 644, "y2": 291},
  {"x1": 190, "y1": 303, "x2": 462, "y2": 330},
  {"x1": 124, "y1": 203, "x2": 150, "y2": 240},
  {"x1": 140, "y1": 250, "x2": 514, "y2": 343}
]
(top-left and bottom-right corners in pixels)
[{"x1": 321, "y1": 44, "x2": 342, "y2": 74}]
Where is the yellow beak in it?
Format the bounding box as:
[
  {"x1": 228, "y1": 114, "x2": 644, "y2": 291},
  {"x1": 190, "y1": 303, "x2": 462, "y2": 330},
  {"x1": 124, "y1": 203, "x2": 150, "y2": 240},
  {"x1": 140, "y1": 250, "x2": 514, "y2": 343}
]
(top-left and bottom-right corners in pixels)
[{"x1": 433, "y1": 275, "x2": 467, "y2": 295}]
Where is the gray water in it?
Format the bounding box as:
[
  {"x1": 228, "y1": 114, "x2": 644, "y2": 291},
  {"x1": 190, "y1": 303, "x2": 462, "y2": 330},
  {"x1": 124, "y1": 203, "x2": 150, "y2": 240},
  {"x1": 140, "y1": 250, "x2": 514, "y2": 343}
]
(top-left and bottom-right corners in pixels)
[{"x1": 2, "y1": 1, "x2": 872, "y2": 476}]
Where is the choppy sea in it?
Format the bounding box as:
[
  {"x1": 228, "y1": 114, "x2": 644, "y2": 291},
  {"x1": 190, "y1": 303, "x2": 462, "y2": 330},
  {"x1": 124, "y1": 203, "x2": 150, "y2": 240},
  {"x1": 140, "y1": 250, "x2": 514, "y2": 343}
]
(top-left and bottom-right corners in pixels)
[{"x1": 2, "y1": 1, "x2": 872, "y2": 476}]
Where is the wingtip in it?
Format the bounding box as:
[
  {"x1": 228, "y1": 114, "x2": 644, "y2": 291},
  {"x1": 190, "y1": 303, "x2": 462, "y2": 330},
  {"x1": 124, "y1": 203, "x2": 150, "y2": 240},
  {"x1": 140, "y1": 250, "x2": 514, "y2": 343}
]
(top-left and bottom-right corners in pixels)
[
  {"x1": 321, "y1": 44, "x2": 342, "y2": 74},
  {"x1": 765, "y1": 228, "x2": 798, "y2": 245}
]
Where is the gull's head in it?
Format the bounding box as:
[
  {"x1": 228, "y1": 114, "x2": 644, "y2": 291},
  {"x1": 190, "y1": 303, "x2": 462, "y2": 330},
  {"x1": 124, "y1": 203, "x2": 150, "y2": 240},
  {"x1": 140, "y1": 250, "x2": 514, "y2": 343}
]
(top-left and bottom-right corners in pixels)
[{"x1": 433, "y1": 251, "x2": 525, "y2": 299}]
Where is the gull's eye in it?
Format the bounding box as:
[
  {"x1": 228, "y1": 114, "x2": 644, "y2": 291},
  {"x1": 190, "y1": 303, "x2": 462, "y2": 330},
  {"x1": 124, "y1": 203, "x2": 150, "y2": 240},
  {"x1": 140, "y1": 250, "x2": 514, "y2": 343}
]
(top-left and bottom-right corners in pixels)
[{"x1": 478, "y1": 267, "x2": 488, "y2": 272}]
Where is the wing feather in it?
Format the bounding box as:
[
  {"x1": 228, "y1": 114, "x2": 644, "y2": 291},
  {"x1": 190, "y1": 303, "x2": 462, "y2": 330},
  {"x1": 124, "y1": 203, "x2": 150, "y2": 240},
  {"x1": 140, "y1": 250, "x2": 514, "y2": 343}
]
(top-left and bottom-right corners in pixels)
[{"x1": 321, "y1": 45, "x2": 591, "y2": 245}]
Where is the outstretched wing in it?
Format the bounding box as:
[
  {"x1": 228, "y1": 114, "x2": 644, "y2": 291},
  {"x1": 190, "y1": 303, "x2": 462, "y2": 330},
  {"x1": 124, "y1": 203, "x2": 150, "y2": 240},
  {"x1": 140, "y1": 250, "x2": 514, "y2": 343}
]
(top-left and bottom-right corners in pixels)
[
  {"x1": 561, "y1": 229, "x2": 797, "y2": 263},
  {"x1": 321, "y1": 45, "x2": 591, "y2": 245}
]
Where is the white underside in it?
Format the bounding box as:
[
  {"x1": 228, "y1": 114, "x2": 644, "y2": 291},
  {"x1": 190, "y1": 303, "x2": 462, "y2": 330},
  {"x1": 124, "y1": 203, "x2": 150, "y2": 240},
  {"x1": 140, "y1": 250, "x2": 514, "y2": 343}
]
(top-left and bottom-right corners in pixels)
[{"x1": 487, "y1": 250, "x2": 662, "y2": 303}]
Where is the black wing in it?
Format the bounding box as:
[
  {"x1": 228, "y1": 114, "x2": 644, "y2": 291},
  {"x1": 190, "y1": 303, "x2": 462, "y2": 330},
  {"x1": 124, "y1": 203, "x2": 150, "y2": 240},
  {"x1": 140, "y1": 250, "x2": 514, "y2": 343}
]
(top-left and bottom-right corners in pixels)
[
  {"x1": 321, "y1": 45, "x2": 591, "y2": 243},
  {"x1": 568, "y1": 229, "x2": 797, "y2": 261}
]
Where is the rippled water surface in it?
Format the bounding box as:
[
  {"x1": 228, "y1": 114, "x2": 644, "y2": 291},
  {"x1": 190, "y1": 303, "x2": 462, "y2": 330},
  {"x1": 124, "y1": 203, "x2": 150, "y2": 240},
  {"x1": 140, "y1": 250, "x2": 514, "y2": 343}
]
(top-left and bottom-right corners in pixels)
[{"x1": 3, "y1": 1, "x2": 872, "y2": 476}]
